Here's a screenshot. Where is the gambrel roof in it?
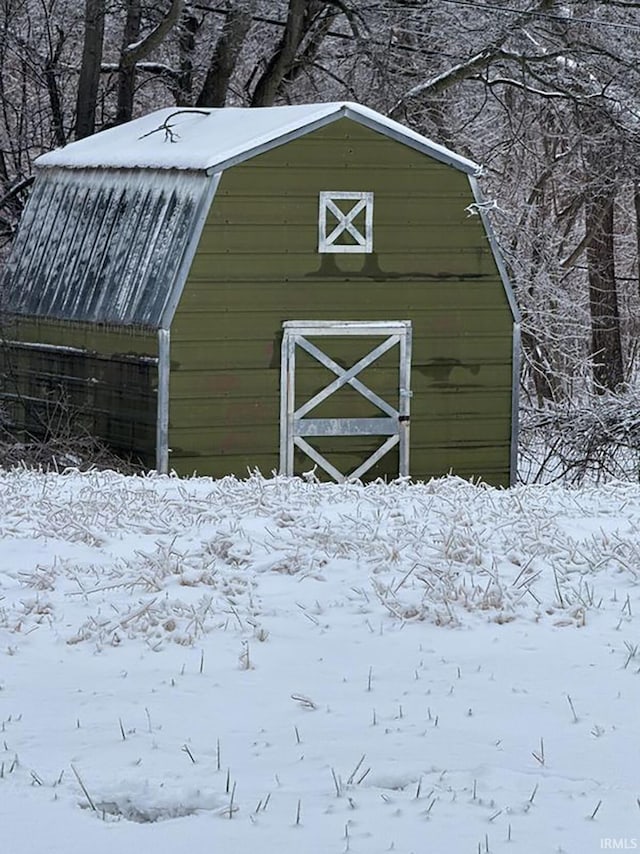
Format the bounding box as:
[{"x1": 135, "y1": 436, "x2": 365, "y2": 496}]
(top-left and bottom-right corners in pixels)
[{"x1": 4, "y1": 102, "x2": 486, "y2": 330}]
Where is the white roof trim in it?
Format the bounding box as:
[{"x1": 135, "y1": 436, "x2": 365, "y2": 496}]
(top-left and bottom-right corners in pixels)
[{"x1": 35, "y1": 102, "x2": 481, "y2": 176}]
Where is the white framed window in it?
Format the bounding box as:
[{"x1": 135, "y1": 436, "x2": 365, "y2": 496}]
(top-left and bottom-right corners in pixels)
[{"x1": 318, "y1": 191, "x2": 374, "y2": 253}]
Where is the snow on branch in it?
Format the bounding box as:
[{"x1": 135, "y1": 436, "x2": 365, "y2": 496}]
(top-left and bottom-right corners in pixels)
[
  {"x1": 101, "y1": 61, "x2": 179, "y2": 78},
  {"x1": 465, "y1": 199, "x2": 502, "y2": 217},
  {"x1": 475, "y1": 76, "x2": 574, "y2": 100},
  {"x1": 390, "y1": 48, "x2": 496, "y2": 116},
  {"x1": 121, "y1": 0, "x2": 184, "y2": 68}
]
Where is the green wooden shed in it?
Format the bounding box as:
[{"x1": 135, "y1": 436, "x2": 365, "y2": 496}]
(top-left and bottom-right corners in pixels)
[{"x1": 0, "y1": 102, "x2": 520, "y2": 485}]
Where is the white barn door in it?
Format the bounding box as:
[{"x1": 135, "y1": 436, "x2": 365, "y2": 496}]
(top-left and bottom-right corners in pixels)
[{"x1": 279, "y1": 320, "x2": 412, "y2": 483}]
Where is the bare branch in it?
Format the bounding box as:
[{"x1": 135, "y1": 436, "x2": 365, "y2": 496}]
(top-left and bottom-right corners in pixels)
[
  {"x1": 121, "y1": 0, "x2": 185, "y2": 69},
  {"x1": 137, "y1": 108, "x2": 210, "y2": 142}
]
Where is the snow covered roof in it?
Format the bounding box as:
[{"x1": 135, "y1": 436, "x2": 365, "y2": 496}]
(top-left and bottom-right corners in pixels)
[{"x1": 35, "y1": 102, "x2": 481, "y2": 176}]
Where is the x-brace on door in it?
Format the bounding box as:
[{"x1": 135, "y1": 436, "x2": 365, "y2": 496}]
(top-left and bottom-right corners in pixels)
[{"x1": 279, "y1": 321, "x2": 412, "y2": 482}]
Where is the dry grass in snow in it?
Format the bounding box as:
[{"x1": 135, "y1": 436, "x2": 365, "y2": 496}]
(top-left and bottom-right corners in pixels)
[{"x1": 0, "y1": 469, "x2": 639, "y2": 853}]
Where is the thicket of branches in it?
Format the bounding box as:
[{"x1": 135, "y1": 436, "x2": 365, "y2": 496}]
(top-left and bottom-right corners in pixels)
[{"x1": 2, "y1": 0, "x2": 640, "y2": 481}]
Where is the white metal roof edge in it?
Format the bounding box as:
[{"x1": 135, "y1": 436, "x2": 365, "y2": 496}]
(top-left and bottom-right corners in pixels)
[
  {"x1": 203, "y1": 107, "x2": 349, "y2": 174},
  {"x1": 205, "y1": 102, "x2": 482, "y2": 175},
  {"x1": 466, "y1": 175, "x2": 520, "y2": 324},
  {"x1": 510, "y1": 322, "x2": 521, "y2": 486},
  {"x1": 159, "y1": 171, "x2": 222, "y2": 329},
  {"x1": 466, "y1": 173, "x2": 521, "y2": 485},
  {"x1": 341, "y1": 104, "x2": 481, "y2": 176}
]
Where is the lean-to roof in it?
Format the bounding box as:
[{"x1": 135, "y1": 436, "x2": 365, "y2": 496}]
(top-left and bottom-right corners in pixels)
[{"x1": 3, "y1": 167, "x2": 211, "y2": 328}]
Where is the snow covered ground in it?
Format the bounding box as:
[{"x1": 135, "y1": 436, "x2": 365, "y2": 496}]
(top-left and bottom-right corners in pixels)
[{"x1": 0, "y1": 468, "x2": 639, "y2": 854}]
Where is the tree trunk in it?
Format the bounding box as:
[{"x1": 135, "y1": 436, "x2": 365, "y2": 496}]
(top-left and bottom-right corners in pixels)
[
  {"x1": 585, "y1": 190, "x2": 624, "y2": 391},
  {"x1": 75, "y1": 0, "x2": 106, "y2": 139},
  {"x1": 634, "y1": 180, "x2": 640, "y2": 299},
  {"x1": 196, "y1": 0, "x2": 255, "y2": 107},
  {"x1": 175, "y1": 6, "x2": 200, "y2": 106},
  {"x1": 116, "y1": 0, "x2": 142, "y2": 125},
  {"x1": 44, "y1": 25, "x2": 66, "y2": 147},
  {"x1": 521, "y1": 329, "x2": 557, "y2": 406},
  {"x1": 250, "y1": 0, "x2": 309, "y2": 106}
]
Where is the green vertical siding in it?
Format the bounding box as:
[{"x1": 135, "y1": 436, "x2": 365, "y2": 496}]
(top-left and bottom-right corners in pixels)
[
  {"x1": 1, "y1": 318, "x2": 158, "y2": 465},
  {"x1": 169, "y1": 119, "x2": 514, "y2": 484}
]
